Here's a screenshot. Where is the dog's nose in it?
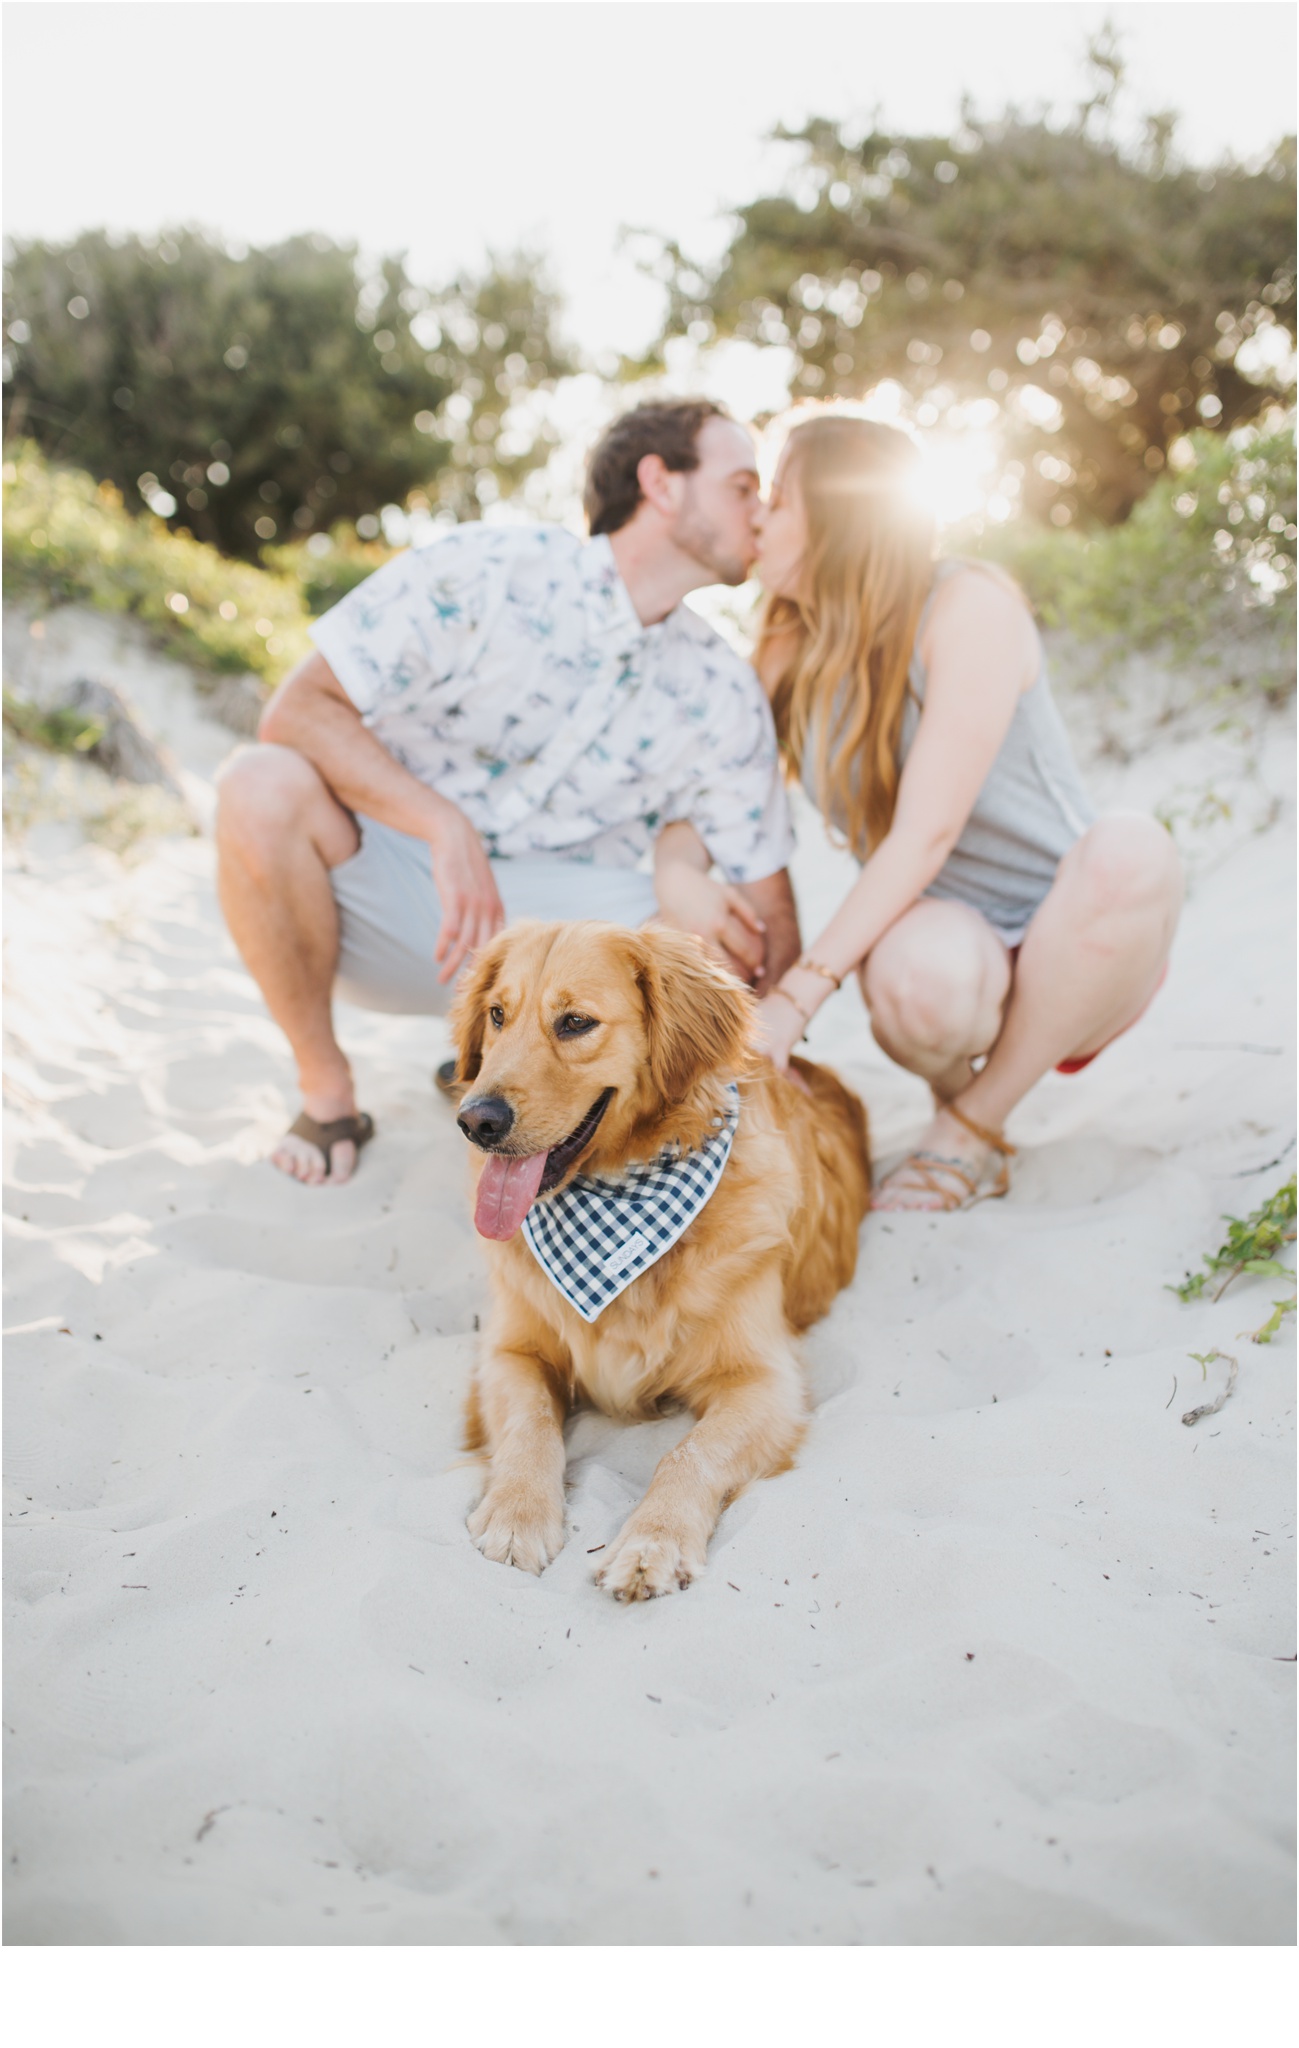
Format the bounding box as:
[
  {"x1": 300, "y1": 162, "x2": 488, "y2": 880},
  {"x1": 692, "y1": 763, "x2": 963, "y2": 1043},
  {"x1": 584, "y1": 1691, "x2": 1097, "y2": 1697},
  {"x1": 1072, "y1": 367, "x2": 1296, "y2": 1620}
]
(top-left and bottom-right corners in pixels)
[{"x1": 457, "y1": 1096, "x2": 515, "y2": 1149}]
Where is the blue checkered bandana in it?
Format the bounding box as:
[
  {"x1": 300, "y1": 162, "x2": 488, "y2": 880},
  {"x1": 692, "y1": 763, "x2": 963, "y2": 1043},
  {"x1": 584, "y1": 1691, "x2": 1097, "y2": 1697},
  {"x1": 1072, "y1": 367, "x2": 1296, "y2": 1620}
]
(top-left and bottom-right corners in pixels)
[{"x1": 521, "y1": 1084, "x2": 740, "y2": 1323}]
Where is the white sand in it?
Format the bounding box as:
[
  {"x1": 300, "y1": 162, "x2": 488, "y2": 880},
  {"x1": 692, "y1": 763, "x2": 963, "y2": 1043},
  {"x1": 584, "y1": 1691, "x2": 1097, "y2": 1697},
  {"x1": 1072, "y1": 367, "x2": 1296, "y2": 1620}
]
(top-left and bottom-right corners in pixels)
[{"x1": 3, "y1": 610, "x2": 1295, "y2": 1945}]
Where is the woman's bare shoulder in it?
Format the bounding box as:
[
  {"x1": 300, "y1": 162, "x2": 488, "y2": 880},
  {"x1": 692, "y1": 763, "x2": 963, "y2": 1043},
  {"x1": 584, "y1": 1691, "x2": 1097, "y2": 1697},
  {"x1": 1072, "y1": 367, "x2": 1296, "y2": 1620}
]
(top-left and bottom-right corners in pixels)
[
  {"x1": 932, "y1": 557, "x2": 1033, "y2": 615},
  {"x1": 922, "y1": 561, "x2": 1040, "y2": 682}
]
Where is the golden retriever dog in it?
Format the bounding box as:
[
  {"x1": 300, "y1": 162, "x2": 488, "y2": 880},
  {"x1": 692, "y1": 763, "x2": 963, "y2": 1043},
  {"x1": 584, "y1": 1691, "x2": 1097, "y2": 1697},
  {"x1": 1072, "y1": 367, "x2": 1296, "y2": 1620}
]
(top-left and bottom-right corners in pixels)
[{"x1": 449, "y1": 919, "x2": 871, "y2": 1601}]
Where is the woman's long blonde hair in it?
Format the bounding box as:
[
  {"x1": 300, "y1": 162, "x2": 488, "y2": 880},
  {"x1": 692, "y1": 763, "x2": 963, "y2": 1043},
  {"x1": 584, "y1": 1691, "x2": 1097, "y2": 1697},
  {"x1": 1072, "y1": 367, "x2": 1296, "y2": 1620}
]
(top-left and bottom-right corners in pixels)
[{"x1": 758, "y1": 413, "x2": 937, "y2": 857}]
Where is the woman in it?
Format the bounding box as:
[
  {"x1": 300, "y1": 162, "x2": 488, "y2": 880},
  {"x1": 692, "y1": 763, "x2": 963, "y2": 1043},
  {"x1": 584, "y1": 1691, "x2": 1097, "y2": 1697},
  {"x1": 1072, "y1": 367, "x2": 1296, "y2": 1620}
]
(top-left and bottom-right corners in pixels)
[{"x1": 662, "y1": 410, "x2": 1183, "y2": 1211}]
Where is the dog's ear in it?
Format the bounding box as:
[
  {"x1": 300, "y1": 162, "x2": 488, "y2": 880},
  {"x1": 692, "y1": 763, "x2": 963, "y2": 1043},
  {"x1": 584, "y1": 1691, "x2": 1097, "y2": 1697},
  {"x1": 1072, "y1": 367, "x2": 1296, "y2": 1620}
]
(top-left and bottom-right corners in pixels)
[
  {"x1": 631, "y1": 928, "x2": 757, "y2": 1104},
  {"x1": 448, "y1": 932, "x2": 508, "y2": 1085}
]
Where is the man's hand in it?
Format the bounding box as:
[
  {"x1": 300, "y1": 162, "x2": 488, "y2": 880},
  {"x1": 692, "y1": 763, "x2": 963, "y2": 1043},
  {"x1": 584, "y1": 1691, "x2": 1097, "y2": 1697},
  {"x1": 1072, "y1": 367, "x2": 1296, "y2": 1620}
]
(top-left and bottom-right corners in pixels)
[
  {"x1": 428, "y1": 803, "x2": 505, "y2": 981},
  {"x1": 732, "y1": 869, "x2": 801, "y2": 997},
  {"x1": 654, "y1": 859, "x2": 767, "y2": 984}
]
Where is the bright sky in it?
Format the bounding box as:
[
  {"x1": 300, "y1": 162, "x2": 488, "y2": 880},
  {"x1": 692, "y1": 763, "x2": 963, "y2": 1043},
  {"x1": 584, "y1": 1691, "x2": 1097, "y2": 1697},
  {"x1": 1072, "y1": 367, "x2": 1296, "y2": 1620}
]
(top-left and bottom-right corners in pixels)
[
  {"x1": 5, "y1": 0, "x2": 1295, "y2": 368},
  {"x1": 5, "y1": 0, "x2": 1293, "y2": 541}
]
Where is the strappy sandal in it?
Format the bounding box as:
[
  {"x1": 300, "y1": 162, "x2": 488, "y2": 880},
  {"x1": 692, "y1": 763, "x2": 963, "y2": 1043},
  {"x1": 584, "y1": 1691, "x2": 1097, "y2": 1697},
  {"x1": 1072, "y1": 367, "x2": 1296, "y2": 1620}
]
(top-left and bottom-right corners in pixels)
[
  {"x1": 283, "y1": 1109, "x2": 376, "y2": 1179},
  {"x1": 872, "y1": 1101, "x2": 1016, "y2": 1213}
]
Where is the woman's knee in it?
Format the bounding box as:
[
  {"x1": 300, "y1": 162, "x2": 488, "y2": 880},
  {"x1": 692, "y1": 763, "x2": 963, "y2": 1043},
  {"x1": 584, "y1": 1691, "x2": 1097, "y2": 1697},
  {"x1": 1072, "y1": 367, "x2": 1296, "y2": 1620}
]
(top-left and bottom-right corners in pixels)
[
  {"x1": 1065, "y1": 814, "x2": 1183, "y2": 922},
  {"x1": 864, "y1": 916, "x2": 1006, "y2": 1054}
]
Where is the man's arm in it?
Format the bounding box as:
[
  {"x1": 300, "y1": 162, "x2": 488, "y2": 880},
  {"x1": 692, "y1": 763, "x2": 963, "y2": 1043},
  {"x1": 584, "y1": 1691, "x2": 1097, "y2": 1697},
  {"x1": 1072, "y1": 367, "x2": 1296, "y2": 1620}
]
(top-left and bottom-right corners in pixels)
[
  {"x1": 260, "y1": 652, "x2": 503, "y2": 980},
  {"x1": 733, "y1": 869, "x2": 800, "y2": 997}
]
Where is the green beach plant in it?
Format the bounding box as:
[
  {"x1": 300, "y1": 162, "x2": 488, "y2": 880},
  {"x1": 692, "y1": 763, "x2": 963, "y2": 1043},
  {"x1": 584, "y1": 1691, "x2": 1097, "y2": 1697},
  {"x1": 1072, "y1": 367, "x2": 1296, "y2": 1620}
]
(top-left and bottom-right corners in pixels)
[
  {"x1": 1172, "y1": 1175, "x2": 1297, "y2": 1304},
  {"x1": 1247, "y1": 1296, "x2": 1297, "y2": 1344},
  {"x1": 3, "y1": 442, "x2": 311, "y2": 687}
]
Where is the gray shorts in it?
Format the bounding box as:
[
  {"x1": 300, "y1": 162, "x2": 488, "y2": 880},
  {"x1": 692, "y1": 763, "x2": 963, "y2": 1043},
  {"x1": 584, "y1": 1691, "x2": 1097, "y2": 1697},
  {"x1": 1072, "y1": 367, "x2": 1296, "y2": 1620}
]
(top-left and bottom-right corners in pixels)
[{"x1": 330, "y1": 815, "x2": 659, "y2": 1014}]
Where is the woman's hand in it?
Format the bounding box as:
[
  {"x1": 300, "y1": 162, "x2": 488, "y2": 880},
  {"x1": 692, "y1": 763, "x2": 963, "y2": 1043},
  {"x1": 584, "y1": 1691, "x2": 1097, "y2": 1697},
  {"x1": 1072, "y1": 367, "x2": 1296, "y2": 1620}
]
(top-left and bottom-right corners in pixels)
[
  {"x1": 754, "y1": 990, "x2": 807, "y2": 1071},
  {"x1": 655, "y1": 859, "x2": 767, "y2": 985}
]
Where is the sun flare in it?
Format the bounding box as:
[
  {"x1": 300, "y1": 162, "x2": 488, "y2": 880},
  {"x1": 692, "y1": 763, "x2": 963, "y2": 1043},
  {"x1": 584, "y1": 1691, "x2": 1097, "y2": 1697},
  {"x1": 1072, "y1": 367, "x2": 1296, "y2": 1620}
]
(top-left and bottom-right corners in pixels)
[{"x1": 909, "y1": 430, "x2": 1007, "y2": 529}]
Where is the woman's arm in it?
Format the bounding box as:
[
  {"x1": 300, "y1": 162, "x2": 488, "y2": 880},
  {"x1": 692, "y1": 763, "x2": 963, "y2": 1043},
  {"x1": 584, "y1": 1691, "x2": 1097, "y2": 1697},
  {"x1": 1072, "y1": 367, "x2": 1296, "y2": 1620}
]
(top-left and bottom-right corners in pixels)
[{"x1": 759, "y1": 572, "x2": 1038, "y2": 1059}]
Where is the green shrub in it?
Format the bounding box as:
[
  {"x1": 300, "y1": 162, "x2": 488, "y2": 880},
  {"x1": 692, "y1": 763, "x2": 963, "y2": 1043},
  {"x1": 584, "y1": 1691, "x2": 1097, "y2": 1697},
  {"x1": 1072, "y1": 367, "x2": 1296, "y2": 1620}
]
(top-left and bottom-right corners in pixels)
[
  {"x1": 262, "y1": 526, "x2": 396, "y2": 616},
  {"x1": 3, "y1": 441, "x2": 312, "y2": 686},
  {"x1": 970, "y1": 418, "x2": 1296, "y2": 683},
  {"x1": 2, "y1": 687, "x2": 103, "y2": 754}
]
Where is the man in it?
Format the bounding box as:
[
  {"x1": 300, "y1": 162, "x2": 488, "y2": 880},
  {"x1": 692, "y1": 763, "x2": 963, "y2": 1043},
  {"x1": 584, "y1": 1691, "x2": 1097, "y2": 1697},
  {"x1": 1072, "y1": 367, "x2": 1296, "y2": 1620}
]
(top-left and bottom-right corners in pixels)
[{"x1": 215, "y1": 398, "x2": 801, "y2": 1186}]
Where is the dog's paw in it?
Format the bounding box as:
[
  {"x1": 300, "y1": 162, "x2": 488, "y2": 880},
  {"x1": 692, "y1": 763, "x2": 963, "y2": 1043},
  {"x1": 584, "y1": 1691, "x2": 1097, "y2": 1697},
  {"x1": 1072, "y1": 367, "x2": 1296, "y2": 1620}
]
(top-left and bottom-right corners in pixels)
[
  {"x1": 467, "y1": 1486, "x2": 565, "y2": 1575},
  {"x1": 595, "y1": 1523, "x2": 705, "y2": 1602}
]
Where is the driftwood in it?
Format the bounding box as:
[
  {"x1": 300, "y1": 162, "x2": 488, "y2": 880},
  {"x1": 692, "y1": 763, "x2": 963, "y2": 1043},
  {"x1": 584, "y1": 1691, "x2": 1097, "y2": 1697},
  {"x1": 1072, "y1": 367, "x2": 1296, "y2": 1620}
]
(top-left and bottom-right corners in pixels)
[
  {"x1": 13, "y1": 677, "x2": 185, "y2": 796},
  {"x1": 191, "y1": 670, "x2": 265, "y2": 737},
  {"x1": 1182, "y1": 1350, "x2": 1239, "y2": 1426}
]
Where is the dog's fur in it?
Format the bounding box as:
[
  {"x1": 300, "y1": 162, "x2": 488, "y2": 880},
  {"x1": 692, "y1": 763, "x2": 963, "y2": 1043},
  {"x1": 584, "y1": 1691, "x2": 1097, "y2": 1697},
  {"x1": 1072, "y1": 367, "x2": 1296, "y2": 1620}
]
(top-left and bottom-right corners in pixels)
[{"x1": 450, "y1": 919, "x2": 871, "y2": 1600}]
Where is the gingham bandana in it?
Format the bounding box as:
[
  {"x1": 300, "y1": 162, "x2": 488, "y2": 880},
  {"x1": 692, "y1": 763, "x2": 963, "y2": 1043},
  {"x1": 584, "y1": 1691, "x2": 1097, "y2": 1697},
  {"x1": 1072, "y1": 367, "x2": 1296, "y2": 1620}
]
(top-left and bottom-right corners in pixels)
[{"x1": 520, "y1": 1085, "x2": 740, "y2": 1323}]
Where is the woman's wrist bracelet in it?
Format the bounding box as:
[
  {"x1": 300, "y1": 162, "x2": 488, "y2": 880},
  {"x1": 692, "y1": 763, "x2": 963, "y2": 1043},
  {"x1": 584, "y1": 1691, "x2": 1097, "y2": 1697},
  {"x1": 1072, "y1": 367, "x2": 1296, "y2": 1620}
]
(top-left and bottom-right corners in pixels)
[
  {"x1": 768, "y1": 984, "x2": 813, "y2": 1029},
  {"x1": 795, "y1": 954, "x2": 842, "y2": 989}
]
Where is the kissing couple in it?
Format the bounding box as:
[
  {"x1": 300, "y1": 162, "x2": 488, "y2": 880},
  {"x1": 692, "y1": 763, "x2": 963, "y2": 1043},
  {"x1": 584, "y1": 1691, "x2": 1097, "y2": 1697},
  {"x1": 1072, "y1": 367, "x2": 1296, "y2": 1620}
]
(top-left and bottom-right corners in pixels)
[{"x1": 217, "y1": 396, "x2": 1179, "y2": 1211}]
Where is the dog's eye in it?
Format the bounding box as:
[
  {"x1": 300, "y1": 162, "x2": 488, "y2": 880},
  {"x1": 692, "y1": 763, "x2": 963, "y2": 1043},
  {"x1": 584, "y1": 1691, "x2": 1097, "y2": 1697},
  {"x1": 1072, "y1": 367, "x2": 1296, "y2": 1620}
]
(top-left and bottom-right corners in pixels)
[
  {"x1": 555, "y1": 1013, "x2": 597, "y2": 1039},
  {"x1": 489, "y1": 1005, "x2": 505, "y2": 1029}
]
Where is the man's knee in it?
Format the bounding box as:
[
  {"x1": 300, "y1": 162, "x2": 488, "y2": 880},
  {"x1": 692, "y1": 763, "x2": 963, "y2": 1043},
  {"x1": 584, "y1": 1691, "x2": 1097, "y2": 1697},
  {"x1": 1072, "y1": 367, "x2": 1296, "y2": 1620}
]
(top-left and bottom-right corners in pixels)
[
  {"x1": 216, "y1": 744, "x2": 346, "y2": 869},
  {"x1": 217, "y1": 741, "x2": 320, "y2": 821}
]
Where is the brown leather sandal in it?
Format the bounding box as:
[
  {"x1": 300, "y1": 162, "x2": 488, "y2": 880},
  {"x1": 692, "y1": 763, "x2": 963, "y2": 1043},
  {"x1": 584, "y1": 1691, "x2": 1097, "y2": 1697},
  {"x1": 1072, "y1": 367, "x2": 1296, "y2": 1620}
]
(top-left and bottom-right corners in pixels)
[
  {"x1": 945, "y1": 1101, "x2": 1016, "y2": 1203},
  {"x1": 871, "y1": 1102, "x2": 1015, "y2": 1212},
  {"x1": 283, "y1": 1109, "x2": 376, "y2": 1179}
]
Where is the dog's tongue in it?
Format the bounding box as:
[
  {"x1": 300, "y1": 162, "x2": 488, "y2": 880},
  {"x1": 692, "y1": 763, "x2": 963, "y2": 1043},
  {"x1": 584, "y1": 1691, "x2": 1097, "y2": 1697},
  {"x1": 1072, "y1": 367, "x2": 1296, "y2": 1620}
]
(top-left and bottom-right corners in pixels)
[{"x1": 474, "y1": 1150, "x2": 549, "y2": 1240}]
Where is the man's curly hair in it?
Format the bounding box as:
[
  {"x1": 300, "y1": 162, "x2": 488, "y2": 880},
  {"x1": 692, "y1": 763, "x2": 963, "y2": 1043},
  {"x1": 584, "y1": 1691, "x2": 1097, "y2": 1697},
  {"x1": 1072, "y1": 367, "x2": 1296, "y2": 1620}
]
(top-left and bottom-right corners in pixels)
[{"x1": 584, "y1": 398, "x2": 730, "y2": 536}]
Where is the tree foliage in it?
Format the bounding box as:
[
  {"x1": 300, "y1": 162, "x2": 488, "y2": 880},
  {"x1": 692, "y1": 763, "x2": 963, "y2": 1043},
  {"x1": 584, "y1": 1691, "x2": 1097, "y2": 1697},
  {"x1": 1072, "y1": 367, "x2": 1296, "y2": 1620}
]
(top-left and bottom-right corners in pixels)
[
  {"x1": 644, "y1": 57, "x2": 1295, "y2": 526},
  {"x1": 2, "y1": 230, "x2": 575, "y2": 559},
  {"x1": 972, "y1": 419, "x2": 1296, "y2": 676}
]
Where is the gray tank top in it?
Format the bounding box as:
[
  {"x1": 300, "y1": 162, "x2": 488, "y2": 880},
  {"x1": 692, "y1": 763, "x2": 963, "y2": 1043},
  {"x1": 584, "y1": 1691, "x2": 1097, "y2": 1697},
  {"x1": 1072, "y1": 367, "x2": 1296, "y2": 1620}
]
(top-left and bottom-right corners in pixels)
[{"x1": 802, "y1": 557, "x2": 1095, "y2": 943}]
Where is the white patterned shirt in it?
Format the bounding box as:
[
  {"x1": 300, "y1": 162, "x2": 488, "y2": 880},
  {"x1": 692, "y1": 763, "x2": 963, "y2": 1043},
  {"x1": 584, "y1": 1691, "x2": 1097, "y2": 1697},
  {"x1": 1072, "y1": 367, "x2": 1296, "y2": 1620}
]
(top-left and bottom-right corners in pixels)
[{"x1": 309, "y1": 524, "x2": 793, "y2": 881}]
